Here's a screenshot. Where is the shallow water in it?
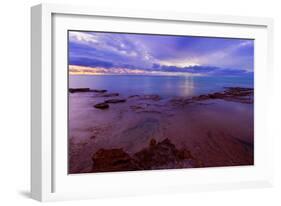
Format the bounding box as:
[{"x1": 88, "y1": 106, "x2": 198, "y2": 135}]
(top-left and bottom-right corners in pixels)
[
  {"x1": 69, "y1": 74, "x2": 253, "y2": 98},
  {"x1": 68, "y1": 75, "x2": 254, "y2": 173}
]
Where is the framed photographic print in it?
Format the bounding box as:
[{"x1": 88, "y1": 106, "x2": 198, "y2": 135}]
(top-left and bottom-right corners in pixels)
[{"x1": 31, "y1": 3, "x2": 274, "y2": 201}]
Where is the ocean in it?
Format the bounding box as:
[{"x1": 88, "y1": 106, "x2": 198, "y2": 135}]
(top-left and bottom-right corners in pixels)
[{"x1": 69, "y1": 74, "x2": 254, "y2": 98}]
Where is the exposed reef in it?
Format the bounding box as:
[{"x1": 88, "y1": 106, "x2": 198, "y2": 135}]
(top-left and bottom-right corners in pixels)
[
  {"x1": 94, "y1": 102, "x2": 109, "y2": 109},
  {"x1": 69, "y1": 88, "x2": 91, "y2": 93},
  {"x1": 104, "y1": 99, "x2": 126, "y2": 104},
  {"x1": 171, "y1": 87, "x2": 253, "y2": 106},
  {"x1": 91, "y1": 138, "x2": 201, "y2": 172}
]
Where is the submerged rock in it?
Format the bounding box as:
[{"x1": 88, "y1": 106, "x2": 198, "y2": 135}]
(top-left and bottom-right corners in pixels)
[
  {"x1": 130, "y1": 105, "x2": 144, "y2": 111},
  {"x1": 100, "y1": 93, "x2": 119, "y2": 97},
  {"x1": 140, "y1": 95, "x2": 161, "y2": 101},
  {"x1": 117, "y1": 118, "x2": 160, "y2": 151},
  {"x1": 94, "y1": 102, "x2": 109, "y2": 109},
  {"x1": 128, "y1": 95, "x2": 140, "y2": 98},
  {"x1": 105, "y1": 98, "x2": 126, "y2": 103}
]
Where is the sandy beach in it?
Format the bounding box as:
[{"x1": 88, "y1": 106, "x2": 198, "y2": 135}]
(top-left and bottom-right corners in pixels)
[{"x1": 68, "y1": 87, "x2": 254, "y2": 174}]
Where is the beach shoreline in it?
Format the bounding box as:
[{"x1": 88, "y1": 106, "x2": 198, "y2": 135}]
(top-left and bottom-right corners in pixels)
[{"x1": 68, "y1": 87, "x2": 254, "y2": 174}]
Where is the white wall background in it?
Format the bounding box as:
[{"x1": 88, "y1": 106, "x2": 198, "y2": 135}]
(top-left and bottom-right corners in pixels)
[{"x1": 0, "y1": 0, "x2": 280, "y2": 205}]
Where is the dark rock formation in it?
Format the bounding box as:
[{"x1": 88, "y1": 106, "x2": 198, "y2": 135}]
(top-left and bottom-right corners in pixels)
[
  {"x1": 94, "y1": 98, "x2": 126, "y2": 109},
  {"x1": 130, "y1": 105, "x2": 144, "y2": 111},
  {"x1": 90, "y1": 135, "x2": 96, "y2": 139},
  {"x1": 94, "y1": 102, "x2": 109, "y2": 109},
  {"x1": 92, "y1": 148, "x2": 139, "y2": 172},
  {"x1": 221, "y1": 87, "x2": 253, "y2": 104},
  {"x1": 92, "y1": 89, "x2": 107, "y2": 93},
  {"x1": 105, "y1": 99, "x2": 126, "y2": 104},
  {"x1": 100, "y1": 93, "x2": 119, "y2": 97},
  {"x1": 149, "y1": 138, "x2": 157, "y2": 147},
  {"x1": 69, "y1": 88, "x2": 90, "y2": 93},
  {"x1": 91, "y1": 138, "x2": 199, "y2": 172},
  {"x1": 128, "y1": 95, "x2": 140, "y2": 98},
  {"x1": 133, "y1": 138, "x2": 180, "y2": 169},
  {"x1": 171, "y1": 87, "x2": 253, "y2": 106},
  {"x1": 69, "y1": 88, "x2": 109, "y2": 94}
]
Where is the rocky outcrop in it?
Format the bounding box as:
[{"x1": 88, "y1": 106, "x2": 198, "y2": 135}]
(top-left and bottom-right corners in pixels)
[
  {"x1": 171, "y1": 87, "x2": 254, "y2": 106},
  {"x1": 130, "y1": 105, "x2": 144, "y2": 111},
  {"x1": 104, "y1": 99, "x2": 126, "y2": 103},
  {"x1": 92, "y1": 89, "x2": 107, "y2": 93},
  {"x1": 91, "y1": 138, "x2": 200, "y2": 172},
  {"x1": 69, "y1": 88, "x2": 108, "y2": 93},
  {"x1": 99, "y1": 93, "x2": 119, "y2": 97},
  {"x1": 128, "y1": 94, "x2": 161, "y2": 101},
  {"x1": 94, "y1": 102, "x2": 109, "y2": 109},
  {"x1": 69, "y1": 88, "x2": 91, "y2": 93},
  {"x1": 94, "y1": 98, "x2": 126, "y2": 110},
  {"x1": 133, "y1": 138, "x2": 181, "y2": 169},
  {"x1": 92, "y1": 148, "x2": 139, "y2": 172},
  {"x1": 128, "y1": 95, "x2": 140, "y2": 98}
]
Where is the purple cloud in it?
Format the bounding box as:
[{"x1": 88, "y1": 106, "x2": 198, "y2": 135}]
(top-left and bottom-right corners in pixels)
[{"x1": 68, "y1": 31, "x2": 254, "y2": 76}]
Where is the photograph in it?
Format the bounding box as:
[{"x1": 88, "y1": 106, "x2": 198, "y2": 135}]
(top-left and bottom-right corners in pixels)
[{"x1": 68, "y1": 31, "x2": 254, "y2": 174}]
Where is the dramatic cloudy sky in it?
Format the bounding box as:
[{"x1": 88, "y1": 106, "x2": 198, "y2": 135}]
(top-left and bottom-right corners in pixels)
[{"x1": 68, "y1": 31, "x2": 254, "y2": 76}]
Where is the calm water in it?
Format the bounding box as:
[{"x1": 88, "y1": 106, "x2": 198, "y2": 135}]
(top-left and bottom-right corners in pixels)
[{"x1": 69, "y1": 75, "x2": 253, "y2": 98}]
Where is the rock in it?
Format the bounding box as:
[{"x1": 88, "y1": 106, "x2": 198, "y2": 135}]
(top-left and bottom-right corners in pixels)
[
  {"x1": 224, "y1": 87, "x2": 253, "y2": 92},
  {"x1": 130, "y1": 105, "x2": 144, "y2": 111},
  {"x1": 172, "y1": 87, "x2": 254, "y2": 106},
  {"x1": 133, "y1": 138, "x2": 180, "y2": 169},
  {"x1": 69, "y1": 88, "x2": 90, "y2": 93},
  {"x1": 137, "y1": 110, "x2": 161, "y2": 114},
  {"x1": 90, "y1": 135, "x2": 96, "y2": 139},
  {"x1": 91, "y1": 138, "x2": 198, "y2": 172},
  {"x1": 105, "y1": 99, "x2": 126, "y2": 104},
  {"x1": 224, "y1": 87, "x2": 253, "y2": 96},
  {"x1": 92, "y1": 89, "x2": 107, "y2": 93},
  {"x1": 92, "y1": 148, "x2": 139, "y2": 172},
  {"x1": 177, "y1": 149, "x2": 193, "y2": 160},
  {"x1": 94, "y1": 102, "x2": 109, "y2": 109},
  {"x1": 137, "y1": 139, "x2": 200, "y2": 168},
  {"x1": 100, "y1": 93, "x2": 119, "y2": 97},
  {"x1": 170, "y1": 97, "x2": 193, "y2": 106},
  {"x1": 208, "y1": 94, "x2": 216, "y2": 99},
  {"x1": 222, "y1": 87, "x2": 254, "y2": 104},
  {"x1": 149, "y1": 138, "x2": 157, "y2": 147},
  {"x1": 128, "y1": 95, "x2": 140, "y2": 98},
  {"x1": 193, "y1": 95, "x2": 209, "y2": 100}
]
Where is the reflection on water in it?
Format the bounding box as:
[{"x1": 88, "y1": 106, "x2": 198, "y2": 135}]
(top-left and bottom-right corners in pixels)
[
  {"x1": 69, "y1": 75, "x2": 253, "y2": 98},
  {"x1": 181, "y1": 76, "x2": 195, "y2": 97}
]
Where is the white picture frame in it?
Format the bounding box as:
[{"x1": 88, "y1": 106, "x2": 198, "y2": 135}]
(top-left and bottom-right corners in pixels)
[{"x1": 31, "y1": 3, "x2": 274, "y2": 202}]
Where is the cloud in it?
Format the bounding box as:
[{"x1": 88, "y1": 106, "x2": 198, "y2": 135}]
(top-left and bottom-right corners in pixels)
[
  {"x1": 68, "y1": 31, "x2": 254, "y2": 76},
  {"x1": 69, "y1": 56, "x2": 114, "y2": 68}
]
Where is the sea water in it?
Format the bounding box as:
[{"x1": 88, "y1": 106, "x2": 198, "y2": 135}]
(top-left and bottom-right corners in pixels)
[{"x1": 69, "y1": 74, "x2": 253, "y2": 98}]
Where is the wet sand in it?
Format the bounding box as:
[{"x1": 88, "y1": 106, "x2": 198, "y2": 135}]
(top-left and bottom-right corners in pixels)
[{"x1": 68, "y1": 88, "x2": 254, "y2": 174}]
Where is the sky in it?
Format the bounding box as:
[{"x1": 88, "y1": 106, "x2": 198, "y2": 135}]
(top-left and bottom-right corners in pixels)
[{"x1": 68, "y1": 31, "x2": 254, "y2": 76}]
